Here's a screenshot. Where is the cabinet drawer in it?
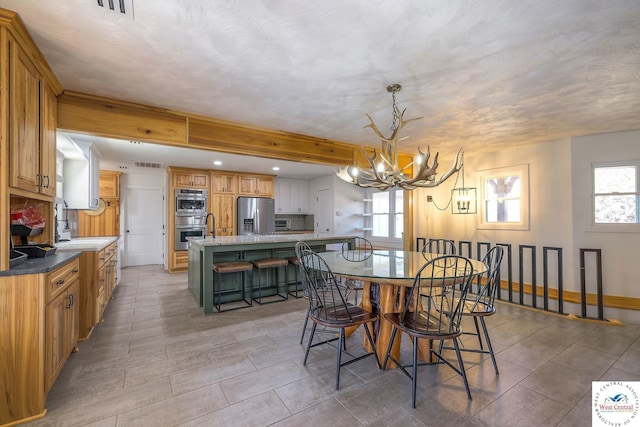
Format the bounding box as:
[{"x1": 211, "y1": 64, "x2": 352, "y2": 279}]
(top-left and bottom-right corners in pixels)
[
  {"x1": 47, "y1": 259, "x2": 80, "y2": 302},
  {"x1": 98, "y1": 247, "x2": 108, "y2": 267},
  {"x1": 96, "y1": 289, "x2": 108, "y2": 323}
]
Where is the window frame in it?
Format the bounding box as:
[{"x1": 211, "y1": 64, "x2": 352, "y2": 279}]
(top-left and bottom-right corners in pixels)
[
  {"x1": 590, "y1": 160, "x2": 640, "y2": 232},
  {"x1": 477, "y1": 164, "x2": 530, "y2": 231},
  {"x1": 368, "y1": 188, "x2": 404, "y2": 249}
]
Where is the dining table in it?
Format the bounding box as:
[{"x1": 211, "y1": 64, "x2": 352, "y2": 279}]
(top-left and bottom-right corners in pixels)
[{"x1": 315, "y1": 250, "x2": 488, "y2": 368}]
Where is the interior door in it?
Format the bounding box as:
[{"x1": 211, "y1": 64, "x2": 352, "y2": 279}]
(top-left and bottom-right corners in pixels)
[
  {"x1": 316, "y1": 188, "x2": 332, "y2": 237},
  {"x1": 124, "y1": 186, "x2": 164, "y2": 266}
]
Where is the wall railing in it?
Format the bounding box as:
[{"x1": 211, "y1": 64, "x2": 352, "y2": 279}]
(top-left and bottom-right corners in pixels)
[{"x1": 415, "y1": 237, "x2": 606, "y2": 321}]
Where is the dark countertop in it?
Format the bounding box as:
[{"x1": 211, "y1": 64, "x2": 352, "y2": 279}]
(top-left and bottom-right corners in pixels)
[{"x1": 1, "y1": 251, "x2": 82, "y2": 277}]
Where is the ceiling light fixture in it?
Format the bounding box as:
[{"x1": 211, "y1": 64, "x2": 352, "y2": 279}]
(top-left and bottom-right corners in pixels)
[
  {"x1": 336, "y1": 84, "x2": 463, "y2": 191},
  {"x1": 213, "y1": 160, "x2": 222, "y2": 166},
  {"x1": 272, "y1": 167, "x2": 280, "y2": 171},
  {"x1": 451, "y1": 153, "x2": 477, "y2": 214}
]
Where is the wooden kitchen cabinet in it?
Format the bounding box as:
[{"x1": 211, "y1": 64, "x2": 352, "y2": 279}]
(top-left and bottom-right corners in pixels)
[
  {"x1": 172, "y1": 168, "x2": 209, "y2": 188},
  {"x1": 78, "y1": 170, "x2": 122, "y2": 237},
  {"x1": 211, "y1": 193, "x2": 236, "y2": 236},
  {"x1": 211, "y1": 172, "x2": 237, "y2": 194},
  {"x1": 0, "y1": 256, "x2": 79, "y2": 425},
  {"x1": 39, "y1": 82, "x2": 58, "y2": 197},
  {"x1": 99, "y1": 170, "x2": 121, "y2": 199},
  {"x1": 238, "y1": 174, "x2": 274, "y2": 197},
  {"x1": 73, "y1": 240, "x2": 119, "y2": 339},
  {"x1": 7, "y1": 34, "x2": 58, "y2": 197},
  {"x1": 173, "y1": 250, "x2": 189, "y2": 270},
  {"x1": 45, "y1": 262, "x2": 79, "y2": 392}
]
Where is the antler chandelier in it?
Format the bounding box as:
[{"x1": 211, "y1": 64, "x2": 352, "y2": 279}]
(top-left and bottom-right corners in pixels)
[{"x1": 336, "y1": 84, "x2": 463, "y2": 191}]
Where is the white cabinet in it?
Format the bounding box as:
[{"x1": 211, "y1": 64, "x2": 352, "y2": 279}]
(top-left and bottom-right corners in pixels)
[
  {"x1": 275, "y1": 178, "x2": 309, "y2": 214},
  {"x1": 63, "y1": 143, "x2": 100, "y2": 210}
]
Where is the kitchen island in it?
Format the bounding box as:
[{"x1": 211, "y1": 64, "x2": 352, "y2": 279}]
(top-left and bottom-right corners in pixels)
[{"x1": 188, "y1": 234, "x2": 355, "y2": 314}]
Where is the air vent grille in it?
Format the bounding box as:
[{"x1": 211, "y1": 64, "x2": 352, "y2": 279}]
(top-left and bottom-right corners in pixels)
[
  {"x1": 96, "y1": 0, "x2": 134, "y2": 20},
  {"x1": 134, "y1": 161, "x2": 164, "y2": 169}
]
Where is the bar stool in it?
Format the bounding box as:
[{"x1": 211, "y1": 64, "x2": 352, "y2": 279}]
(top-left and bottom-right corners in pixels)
[
  {"x1": 212, "y1": 261, "x2": 253, "y2": 312},
  {"x1": 251, "y1": 258, "x2": 289, "y2": 304},
  {"x1": 286, "y1": 256, "x2": 304, "y2": 298}
]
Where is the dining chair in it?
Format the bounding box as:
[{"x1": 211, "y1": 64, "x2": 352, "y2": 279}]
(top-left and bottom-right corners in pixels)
[
  {"x1": 340, "y1": 237, "x2": 374, "y2": 305},
  {"x1": 298, "y1": 245, "x2": 380, "y2": 390},
  {"x1": 383, "y1": 254, "x2": 475, "y2": 407},
  {"x1": 421, "y1": 238, "x2": 456, "y2": 256},
  {"x1": 296, "y1": 242, "x2": 352, "y2": 345},
  {"x1": 445, "y1": 246, "x2": 504, "y2": 374}
]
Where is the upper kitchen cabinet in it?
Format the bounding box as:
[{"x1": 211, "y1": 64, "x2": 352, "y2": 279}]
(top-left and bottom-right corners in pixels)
[
  {"x1": 275, "y1": 178, "x2": 309, "y2": 214},
  {"x1": 238, "y1": 173, "x2": 274, "y2": 197},
  {"x1": 211, "y1": 172, "x2": 237, "y2": 194},
  {"x1": 6, "y1": 32, "x2": 60, "y2": 198},
  {"x1": 172, "y1": 168, "x2": 209, "y2": 188},
  {"x1": 63, "y1": 139, "x2": 101, "y2": 210}
]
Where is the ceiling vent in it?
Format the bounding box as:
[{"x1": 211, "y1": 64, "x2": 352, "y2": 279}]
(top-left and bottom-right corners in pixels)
[
  {"x1": 134, "y1": 161, "x2": 164, "y2": 169},
  {"x1": 96, "y1": 0, "x2": 135, "y2": 20}
]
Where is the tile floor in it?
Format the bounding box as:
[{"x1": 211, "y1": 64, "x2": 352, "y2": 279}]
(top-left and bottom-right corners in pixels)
[{"x1": 29, "y1": 265, "x2": 640, "y2": 426}]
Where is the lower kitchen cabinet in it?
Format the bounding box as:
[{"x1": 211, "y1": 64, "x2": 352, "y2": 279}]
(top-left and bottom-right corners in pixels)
[
  {"x1": 0, "y1": 255, "x2": 80, "y2": 426},
  {"x1": 46, "y1": 278, "x2": 79, "y2": 392},
  {"x1": 71, "y1": 239, "x2": 119, "y2": 340},
  {"x1": 173, "y1": 250, "x2": 189, "y2": 270}
]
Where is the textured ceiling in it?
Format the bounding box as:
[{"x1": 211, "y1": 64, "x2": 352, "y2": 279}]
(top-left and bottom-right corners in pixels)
[{"x1": 1, "y1": 0, "x2": 639, "y2": 164}]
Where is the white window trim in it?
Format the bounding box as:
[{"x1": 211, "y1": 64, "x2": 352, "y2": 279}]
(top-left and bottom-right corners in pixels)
[
  {"x1": 368, "y1": 189, "x2": 404, "y2": 249},
  {"x1": 589, "y1": 160, "x2": 640, "y2": 233},
  {"x1": 477, "y1": 164, "x2": 530, "y2": 231}
]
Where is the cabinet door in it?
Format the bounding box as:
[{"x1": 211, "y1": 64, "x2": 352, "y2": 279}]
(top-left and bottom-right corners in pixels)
[
  {"x1": 39, "y1": 83, "x2": 57, "y2": 197},
  {"x1": 212, "y1": 193, "x2": 236, "y2": 236},
  {"x1": 238, "y1": 175, "x2": 257, "y2": 195},
  {"x1": 88, "y1": 149, "x2": 100, "y2": 209},
  {"x1": 275, "y1": 179, "x2": 291, "y2": 213},
  {"x1": 191, "y1": 172, "x2": 209, "y2": 188},
  {"x1": 66, "y1": 280, "x2": 79, "y2": 355},
  {"x1": 292, "y1": 180, "x2": 309, "y2": 213},
  {"x1": 46, "y1": 290, "x2": 67, "y2": 392},
  {"x1": 211, "y1": 173, "x2": 237, "y2": 194},
  {"x1": 9, "y1": 38, "x2": 41, "y2": 193},
  {"x1": 172, "y1": 171, "x2": 193, "y2": 187},
  {"x1": 99, "y1": 171, "x2": 120, "y2": 199},
  {"x1": 257, "y1": 177, "x2": 274, "y2": 197}
]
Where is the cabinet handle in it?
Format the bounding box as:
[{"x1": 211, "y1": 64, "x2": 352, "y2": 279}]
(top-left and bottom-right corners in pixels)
[
  {"x1": 56, "y1": 279, "x2": 65, "y2": 285},
  {"x1": 44, "y1": 175, "x2": 50, "y2": 189},
  {"x1": 72, "y1": 269, "x2": 79, "y2": 273}
]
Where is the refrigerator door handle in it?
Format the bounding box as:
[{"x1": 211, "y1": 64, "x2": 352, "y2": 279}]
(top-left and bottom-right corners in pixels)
[{"x1": 256, "y1": 208, "x2": 260, "y2": 234}]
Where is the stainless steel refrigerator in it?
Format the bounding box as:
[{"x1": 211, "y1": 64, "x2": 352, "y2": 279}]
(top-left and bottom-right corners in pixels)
[{"x1": 236, "y1": 197, "x2": 275, "y2": 235}]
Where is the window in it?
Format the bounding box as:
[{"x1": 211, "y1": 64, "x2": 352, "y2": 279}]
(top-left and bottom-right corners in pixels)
[
  {"x1": 478, "y1": 164, "x2": 530, "y2": 230},
  {"x1": 371, "y1": 188, "x2": 403, "y2": 245},
  {"x1": 593, "y1": 162, "x2": 639, "y2": 224}
]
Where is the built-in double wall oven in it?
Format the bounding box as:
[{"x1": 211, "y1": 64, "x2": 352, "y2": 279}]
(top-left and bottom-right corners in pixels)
[{"x1": 175, "y1": 188, "x2": 208, "y2": 250}]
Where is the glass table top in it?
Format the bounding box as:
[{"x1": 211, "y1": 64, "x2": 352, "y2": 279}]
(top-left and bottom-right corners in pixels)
[{"x1": 316, "y1": 250, "x2": 488, "y2": 284}]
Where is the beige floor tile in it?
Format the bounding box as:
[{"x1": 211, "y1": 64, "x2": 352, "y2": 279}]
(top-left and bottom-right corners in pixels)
[
  {"x1": 32, "y1": 265, "x2": 640, "y2": 427},
  {"x1": 179, "y1": 391, "x2": 291, "y2": 427},
  {"x1": 220, "y1": 360, "x2": 309, "y2": 404},
  {"x1": 115, "y1": 383, "x2": 227, "y2": 426}
]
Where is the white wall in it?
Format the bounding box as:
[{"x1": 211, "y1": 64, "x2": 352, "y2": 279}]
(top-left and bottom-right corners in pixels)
[
  {"x1": 308, "y1": 174, "x2": 365, "y2": 247},
  {"x1": 571, "y1": 130, "x2": 640, "y2": 324},
  {"x1": 102, "y1": 166, "x2": 167, "y2": 267},
  {"x1": 413, "y1": 131, "x2": 640, "y2": 324}
]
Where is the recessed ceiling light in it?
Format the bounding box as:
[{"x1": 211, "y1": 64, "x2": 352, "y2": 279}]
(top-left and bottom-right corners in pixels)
[
  {"x1": 213, "y1": 160, "x2": 222, "y2": 166},
  {"x1": 272, "y1": 166, "x2": 280, "y2": 171}
]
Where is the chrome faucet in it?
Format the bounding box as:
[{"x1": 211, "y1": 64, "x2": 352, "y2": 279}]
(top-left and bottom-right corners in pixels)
[{"x1": 205, "y1": 213, "x2": 216, "y2": 238}]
